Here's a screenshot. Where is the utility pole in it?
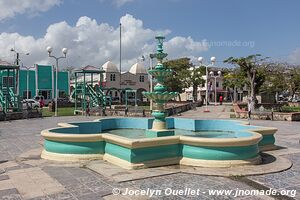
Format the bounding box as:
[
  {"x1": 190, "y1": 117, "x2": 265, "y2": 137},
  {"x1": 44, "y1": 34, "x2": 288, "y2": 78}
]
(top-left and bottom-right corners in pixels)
[{"x1": 119, "y1": 23, "x2": 122, "y2": 103}]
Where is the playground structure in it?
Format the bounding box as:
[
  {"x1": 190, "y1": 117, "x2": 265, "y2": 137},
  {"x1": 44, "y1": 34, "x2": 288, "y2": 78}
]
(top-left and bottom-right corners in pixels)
[
  {"x1": 71, "y1": 65, "x2": 109, "y2": 115},
  {"x1": 0, "y1": 60, "x2": 22, "y2": 114}
]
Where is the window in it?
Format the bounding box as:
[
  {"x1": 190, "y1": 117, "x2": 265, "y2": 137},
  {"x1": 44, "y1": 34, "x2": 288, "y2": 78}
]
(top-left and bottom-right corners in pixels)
[
  {"x1": 59, "y1": 91, "x2": 66, "y2": 98},
  {"x1": 23, "y1": 91, "x2": 32, "y2": 99},
  {"x1": 39, "y1": 90, "x2": 51, "y2": 100},
  {"x1": 2, "y1": 76, "x2": 14, "y2": 87},
  {"x1": 139, "y1": 75, "x2": 144, "y2": 82},
  {"x1": 216, "y1": 82, "x2": 219, "y2": 88},
  {"x1": 115, "y1": 91, "x2": 118, "y2": 97},
  {"x1": 110, "y1": 74, "x2": 116, "y2": 81}
]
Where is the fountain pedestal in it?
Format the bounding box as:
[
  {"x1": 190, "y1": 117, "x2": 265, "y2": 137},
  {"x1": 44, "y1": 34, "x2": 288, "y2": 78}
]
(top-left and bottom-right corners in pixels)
[
  {"x1": 145, "y1": 129, "x2": 175, "y2": 137},
  {"x1": 146, "y1": 111, "x2": 174, "y2": 137}
]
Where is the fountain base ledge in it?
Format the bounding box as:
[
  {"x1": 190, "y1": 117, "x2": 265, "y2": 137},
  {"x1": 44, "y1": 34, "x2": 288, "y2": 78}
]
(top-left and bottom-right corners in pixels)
[
  {"x1": 145, "y1": 129, "x2": 175, "y2": 137},
  {"x1": 41, "y1": 118, "x2": 277, "y2": 169}
]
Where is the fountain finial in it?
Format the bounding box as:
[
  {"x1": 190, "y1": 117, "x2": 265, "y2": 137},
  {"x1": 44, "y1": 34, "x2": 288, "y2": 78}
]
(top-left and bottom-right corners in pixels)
[{"x1": 154, "y1": 35, "x2": 168, "y2": 63}]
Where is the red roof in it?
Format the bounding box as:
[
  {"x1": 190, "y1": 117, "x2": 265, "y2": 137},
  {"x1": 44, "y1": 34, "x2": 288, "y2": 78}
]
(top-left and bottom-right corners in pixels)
[
  {"x1": 82, "y1": 65, "x2": 99, "y2": 71},
  {"x1": 0, "y1": 59, "x2": 13, "y2": 66},
  {"x1": 0, "y1": 59, "x2": 18, "y2": 69},
  {"x1": 74, "y1": 65, "x2": 105, "y2": 73}
]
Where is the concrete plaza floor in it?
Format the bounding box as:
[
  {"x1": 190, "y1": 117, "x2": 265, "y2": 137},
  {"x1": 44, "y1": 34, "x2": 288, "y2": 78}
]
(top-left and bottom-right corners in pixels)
[{"x1": 0, "y1": 106, "x2": 299, "y2": 200}]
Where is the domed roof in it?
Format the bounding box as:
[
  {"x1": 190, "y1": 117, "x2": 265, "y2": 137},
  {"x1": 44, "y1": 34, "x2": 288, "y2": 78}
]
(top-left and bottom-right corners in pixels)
[
  {"x1": 101, "y1": 61, "x2": 119, "y2": 73},
  {"x1": 129, "y1": 62, "x2": 147, "y2": 74}
]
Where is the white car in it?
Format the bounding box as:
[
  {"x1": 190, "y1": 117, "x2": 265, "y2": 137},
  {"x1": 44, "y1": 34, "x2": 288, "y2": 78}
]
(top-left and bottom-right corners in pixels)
[{"x1": 22, "y1": 99, "x2": 40, "y2": 109}]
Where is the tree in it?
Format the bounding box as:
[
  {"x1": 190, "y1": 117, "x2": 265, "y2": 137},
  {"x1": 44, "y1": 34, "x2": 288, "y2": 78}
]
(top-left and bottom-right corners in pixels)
[
  {"x1": 163, "y1": 58, "x2": 205, "y2": 101},
  {"x1": 224, "y1": 54, "x2": 268, "y2": 110},
  {"x1": 190, "y1": 66, "x2": 205, "y2": 101},
  {"x1": 260, "y1": 63, "x2": 288, "y2": 102},
  {"x1": 222, "y1": 68, "x2": 246, "y2": 102},
  {"x1": 288, "y1": 67, "x2": 300, "y2": 100}
]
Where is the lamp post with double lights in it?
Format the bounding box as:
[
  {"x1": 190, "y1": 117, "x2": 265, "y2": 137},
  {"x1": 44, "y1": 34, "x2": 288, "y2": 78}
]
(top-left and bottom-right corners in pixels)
[
  {"x1": 46, "y1": 46, "x2": 68, "y2": 117},
  {"x1": 198, "y1": 56, "x2": 216, "y2": 112},
  {"x1": 209, "y1": 70, "x2": 222, "y2": 106}
]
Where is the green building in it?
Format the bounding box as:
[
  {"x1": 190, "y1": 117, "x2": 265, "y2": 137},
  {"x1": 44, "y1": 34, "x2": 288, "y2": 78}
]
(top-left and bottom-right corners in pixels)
[{"x1": 0, "y1": 64, "x2": 69, "y2": 102}]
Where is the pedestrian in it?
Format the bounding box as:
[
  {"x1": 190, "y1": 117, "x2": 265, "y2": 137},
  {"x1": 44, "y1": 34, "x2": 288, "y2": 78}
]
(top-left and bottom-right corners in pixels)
[
  {"x1": 247, "y1": 97, "x2": 252, "y2": 120},
  {"x1": 86, "y1": 100, "x2": 90, "y2": 116},
  {"x1": 219, "y1": 95, "x2": 223, "y2": 105}
]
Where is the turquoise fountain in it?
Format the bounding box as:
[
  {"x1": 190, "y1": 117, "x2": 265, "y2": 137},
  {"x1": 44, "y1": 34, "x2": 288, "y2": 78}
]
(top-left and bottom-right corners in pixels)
[
  {"x1": 40, "y1": 36, "x2": 277, "y2": 169},
  {"x1": 143, "y1": 36, "x2": 178, "y2": 137}
]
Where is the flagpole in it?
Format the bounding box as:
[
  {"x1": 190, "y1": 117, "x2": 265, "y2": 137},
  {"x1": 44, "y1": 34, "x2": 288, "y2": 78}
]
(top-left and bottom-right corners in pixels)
[{"x1": 119, "y1": 22, "x2": 122, "y2": 103}]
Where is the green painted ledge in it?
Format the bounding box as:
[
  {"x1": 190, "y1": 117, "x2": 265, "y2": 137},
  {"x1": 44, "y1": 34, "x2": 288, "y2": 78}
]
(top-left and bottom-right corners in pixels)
[{"x1": 44, "y1": 140, "x2": 105, "y2": 154}]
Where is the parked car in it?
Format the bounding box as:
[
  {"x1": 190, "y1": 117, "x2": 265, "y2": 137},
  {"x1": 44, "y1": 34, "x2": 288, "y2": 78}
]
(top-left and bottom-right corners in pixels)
[
  {"x1": 57, "y1": 97, "x2": 70, "y2": 103},
  {"x1": 291, "y1": 99, "x2": 300, "y2": 103},
  {"x1": 22, "y1": 99, "x2": 40, "y2": 109}
]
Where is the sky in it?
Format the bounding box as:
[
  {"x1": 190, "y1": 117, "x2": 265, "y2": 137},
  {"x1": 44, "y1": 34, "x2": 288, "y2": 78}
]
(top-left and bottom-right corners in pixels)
[{"x1": 0, "y1": 0, "x2": 300, "y2": 70}]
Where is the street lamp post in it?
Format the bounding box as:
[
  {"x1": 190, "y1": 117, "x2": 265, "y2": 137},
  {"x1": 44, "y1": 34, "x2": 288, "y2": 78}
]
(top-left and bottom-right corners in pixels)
[
  {"x1": 10, "y1": 48, "x2": 29, "y2": 96},
  {"x1": 198, "y1": 56, "x2": 216, "y2": 112},
  {"x1": 46, "y1": 46, "x2": 68, "y2": 117},
  {"x1": 209, "y1": 70, "x2": 221, "y2": 106},
  {"x1": 141, "y1": 54, "x2": 155, "y2": 111},
  {"x1": 22, "y1": 65, "x2": 35, "y2": 99},
  {"x1": 149, "y1": 53, "x2": 155, "y2": 111}
]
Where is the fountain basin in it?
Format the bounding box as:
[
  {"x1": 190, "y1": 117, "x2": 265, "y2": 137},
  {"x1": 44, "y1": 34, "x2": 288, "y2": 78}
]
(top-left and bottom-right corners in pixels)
[{"x1": 41, "y1": 118, "x2": 277, "y2": 169}]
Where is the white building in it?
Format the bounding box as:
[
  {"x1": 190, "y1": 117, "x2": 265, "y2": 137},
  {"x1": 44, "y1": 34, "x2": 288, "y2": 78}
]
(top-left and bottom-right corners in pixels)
[
  {"x1": 71, "y1": 61, "x2": 149, "y2": 101},
  {"x1": 181, "y1": 68, "x2": 228, "y2": 102}
]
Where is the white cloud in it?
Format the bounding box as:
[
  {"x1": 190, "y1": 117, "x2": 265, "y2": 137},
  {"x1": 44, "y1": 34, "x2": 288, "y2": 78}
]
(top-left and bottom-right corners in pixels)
[
  {"x1": 165, "y1": 36, "x2": 208, "y2": 60},
  {"x1": 0, "y1": 0, "x2": 62, "y2": 21},
  {"x1": 0, "y1": 14, "x2": 208, "y2": 70},
  {"x1": 99, "y1": 0, "x2": 134, "y2": 7},
  {"x1": 113, "y1": 0, "x2": 135, "y2": 7},
  {"x1": 288, "y1": 48, "x2": 300, "y2": 64}
]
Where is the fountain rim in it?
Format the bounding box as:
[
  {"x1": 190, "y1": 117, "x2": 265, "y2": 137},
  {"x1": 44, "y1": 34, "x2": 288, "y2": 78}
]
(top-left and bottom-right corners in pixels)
[{"x1": 39, "y1": 118, "x2": 277, "y2": 149}]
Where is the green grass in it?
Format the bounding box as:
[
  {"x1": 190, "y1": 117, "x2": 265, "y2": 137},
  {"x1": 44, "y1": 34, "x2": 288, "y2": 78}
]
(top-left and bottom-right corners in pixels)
[
  {"x1": 281, "y1": 106, "x2": 300, "y2": 113},
  {"x1": 42, "y1": 107, "x2": 75, "y2": 117},
  {"x1": 42, "y1": 105, "x2": 151, "y2": 117}
]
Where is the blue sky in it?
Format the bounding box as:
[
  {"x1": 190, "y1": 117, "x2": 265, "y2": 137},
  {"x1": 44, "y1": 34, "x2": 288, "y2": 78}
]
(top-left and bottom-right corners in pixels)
[{"x1": 0, "y1": 0, "x2": 300, "y2": 68}]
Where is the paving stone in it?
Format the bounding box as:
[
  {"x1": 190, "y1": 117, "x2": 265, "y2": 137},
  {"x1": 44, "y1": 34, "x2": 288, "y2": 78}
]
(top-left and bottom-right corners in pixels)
[
  {"x1": 0, "y1": 188, "x2": 19, "y2": 196},
  {"x1": 0, "y1": 193, "x2": 23, "y2": 200},
  {"x1": 0, "y1": 175, "x2": 9, "y2": 181},
  {"x1": 4, "y1": 165, "x2": 22, "y2": 172},
  {"x1": 28, "y1": 196, "x2": 50, "y2": 200},
  {"x1": 76, "y1": 175, "x2": 100, "y2": 183},
  {"x1": 68, "y1": 184, "x2": 93, "y2": 197},
  {"x1": 47, "y1": 191, "x2": 74, "y2": 200},
  {"x1": 83, "y1": 181, "x2": 112, "y2": 196},
  {"x1": 76, "y1": 192, "x2": 105, "y2": 200},
  {"x1": 1, "y1": 113, "x2": 300, "y2": 200},
  {"x1": 0, "y1": 188, "x2": 22, "y2": 200},
  {"x1": 0, "y1": 180, "x2": 14, "y2": 190}
]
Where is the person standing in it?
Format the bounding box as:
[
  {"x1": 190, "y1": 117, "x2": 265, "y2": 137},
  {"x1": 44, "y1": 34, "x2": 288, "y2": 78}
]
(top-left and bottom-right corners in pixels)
[
  {"x1": 219, "y1": 95, "x2": 223, "y2": 105},
  {"x1": 86, "y1": 100, "x2": 90, "y2": 116},
  {"x1": 247, "y1": 97, "x2": 252, "y2": 120}
]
